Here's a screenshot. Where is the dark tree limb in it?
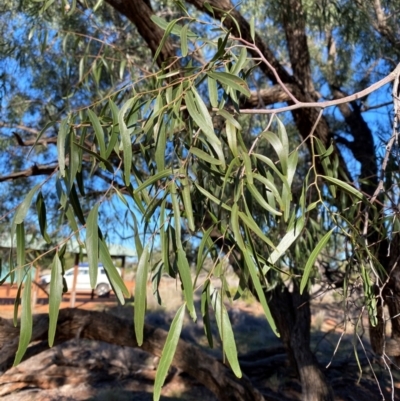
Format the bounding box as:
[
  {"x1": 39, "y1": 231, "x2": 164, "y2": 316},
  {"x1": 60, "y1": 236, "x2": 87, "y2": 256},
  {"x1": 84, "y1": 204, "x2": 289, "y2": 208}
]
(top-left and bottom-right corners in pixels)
[
  {"x1": 0, "y1": 308, "x2": 267, "y2": 401},
  {"x1": 0, "y1": 164, "x2": 59, "y2": 182}
]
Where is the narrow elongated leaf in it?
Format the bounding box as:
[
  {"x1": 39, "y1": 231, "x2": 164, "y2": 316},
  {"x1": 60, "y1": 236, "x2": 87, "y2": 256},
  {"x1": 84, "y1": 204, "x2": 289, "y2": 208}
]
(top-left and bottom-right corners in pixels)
[
  {"x1": 134, "y1": 169, "x2": 172, "y2": 194},
  {"x1": 230, "y1": 204, "x2": 279, "y2": 336},
  {"x1": 211, "y1": 289, "x2": 241, "y2": 377},
  {"x1": 14, "y1": 184, "x2": 41, "y2": 225},
  {"x1": 170, "y1": 181, "x2": 182, "y2": 249},
  {"x1": 179, "y1": 172, "x2": 195, "y2": 231},
  {"x1": 118, "y1": 97, "x2": 137, "y2": 185},
  {"x1": 185, "y1": 88, "x2": 219, "y2": 144},
  {"x1": 185, "y1": 88, "x2": 225, "y2": 168},
  {"x1": 134, "y1": 244, "x2": 149, "y2": 346},
  {"x1": 194, "y1": 183, "x2": 232, "y2": 211},
  {"x1": 241, "y1": 151, "x2": 253, "y2": 184},
  {"x1": 201, "y1": 281, "x2": 214, "y2": 347},
  {"x1": 14, "y1": 272, "x2": 32, "y2": 366},
  {"x1": 152, "y1": 18, "x2": 179, "y2": 63},
  {"x1": 86, "y1": 203, "x2": 99, "y2": 289},
  {"x1": 231, "y1": 47, "x2": 248, "y2": 75},
  {"x1": 238, "y1": 211, "x2": 275, "y2": 249},
  {"x1": 36, "y1": 192, "x2": 51, "y2": 244},
  {"x1": 268, "y1": 214, "x2": 305, "y2": 264},
  {"x1": 48, "y1": 252, "x2": 63, "y2": 346},
  {"x1": 87, "y1": 109, "x2": 106, "y2": 160},
  {"x1": 74, "y1": 141, "x2": 114, "y2": 173},
  {"x1": 57, "y1": 118, "x2": 69, "y2": 177},
  {"x1": 180, "y1": 24, "x2": 188, "y2": 56},
  {"x1": 300, "y1": 229, "x2": 334, "y2": 294},
  {"x1": 262, "y1": 131, "x2": 287, "y2": 174},
  {"x1": 153, "y1": 304, "x2": 185, "y2": 401},
  {"x1": 99, "y1": 239, "x2": 130, "y2": 303},
  {"x1": 207, "y1": 76, "x2": 218, "y2": 108},
  {"x1": 207, "y1": 71, "x2": 250, "y2": 97},
  {"x1": 217, "y1": 109, "x2": 242, "y2": 129},
  {"x1": 177, "y1": 249, "x2": 196, "y2": 320},
  {"x1": 27, "y1": 121, "x2": 56, "y2": 157},
  {"x1": 190, "y1": 147, "x2": 222, "y2": 165},
  {"x1": 322, "y1": 176, "x2": 365, "y2": 201},
  {"x1": 247, "y1": 183, "x2": 282, "y2": 216},
  {"x1": 16, "y1": 223, "x2": 25, "y2": 285},
  {"x1": 68, "y1": 183, "x2": 86, "y2": 225}
]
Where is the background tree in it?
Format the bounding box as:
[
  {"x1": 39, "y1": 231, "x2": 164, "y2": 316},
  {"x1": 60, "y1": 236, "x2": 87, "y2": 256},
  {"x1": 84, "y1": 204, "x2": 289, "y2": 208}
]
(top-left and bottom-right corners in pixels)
[{"x1": 1, "y1": 1, "x2": 400, "y2": 401}]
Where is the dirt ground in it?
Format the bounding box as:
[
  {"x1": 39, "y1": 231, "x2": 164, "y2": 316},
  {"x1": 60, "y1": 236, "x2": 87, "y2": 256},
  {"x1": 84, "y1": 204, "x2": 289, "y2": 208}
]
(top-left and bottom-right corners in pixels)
[{"x1": 0, "y1": 279, "x2": 399, "y2": 401}]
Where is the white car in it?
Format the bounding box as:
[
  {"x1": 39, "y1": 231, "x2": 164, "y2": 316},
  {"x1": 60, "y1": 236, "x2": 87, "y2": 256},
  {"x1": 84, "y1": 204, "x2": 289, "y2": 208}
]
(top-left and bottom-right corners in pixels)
[{"x1": 40, "y1": 263, "x2": 119, "y2": 297}]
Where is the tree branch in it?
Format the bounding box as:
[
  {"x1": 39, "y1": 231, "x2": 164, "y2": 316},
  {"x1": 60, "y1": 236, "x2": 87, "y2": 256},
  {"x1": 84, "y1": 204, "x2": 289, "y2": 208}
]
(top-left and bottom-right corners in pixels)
[{"x1": 0, "y1": 164, "x2": 59, "y2": 182}]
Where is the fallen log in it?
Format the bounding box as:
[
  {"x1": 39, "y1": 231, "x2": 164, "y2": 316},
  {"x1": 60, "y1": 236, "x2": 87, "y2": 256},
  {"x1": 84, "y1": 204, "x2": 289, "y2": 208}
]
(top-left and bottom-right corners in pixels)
[{"x1": 0, "y1": 308, "x2": 266, "y2": 401}]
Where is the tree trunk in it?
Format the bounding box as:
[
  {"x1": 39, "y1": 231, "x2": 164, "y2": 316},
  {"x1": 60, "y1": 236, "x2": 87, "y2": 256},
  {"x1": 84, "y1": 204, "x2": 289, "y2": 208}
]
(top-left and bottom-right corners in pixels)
[
  {"x1": 0, "y1": 308, "x2": 266, "y2": 401},
  {"x1": 269, "y1": 285, "x2": 334, "y2": 401}
]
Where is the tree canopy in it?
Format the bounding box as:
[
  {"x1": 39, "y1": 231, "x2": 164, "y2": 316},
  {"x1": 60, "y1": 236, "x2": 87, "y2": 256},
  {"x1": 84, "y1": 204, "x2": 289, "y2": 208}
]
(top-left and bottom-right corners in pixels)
[{"x1": 1, "y1": 1, "x2": 400, "y2": 400}]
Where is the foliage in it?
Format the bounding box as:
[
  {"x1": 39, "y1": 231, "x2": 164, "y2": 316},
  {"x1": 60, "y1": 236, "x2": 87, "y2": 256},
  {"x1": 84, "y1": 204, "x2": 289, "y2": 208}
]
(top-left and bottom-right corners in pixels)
[{"x1": 2, "y1": 0, "x2": 400, "y2": 400}]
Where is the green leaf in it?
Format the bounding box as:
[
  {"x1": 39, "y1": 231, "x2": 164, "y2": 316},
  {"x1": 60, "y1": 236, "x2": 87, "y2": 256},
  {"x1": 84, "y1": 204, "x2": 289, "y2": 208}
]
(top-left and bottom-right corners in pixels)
[
  {"x1": 300, "y1": 229, "x2": 334, "y2": 294},
  {"x1": 190, "y1": 147, "x2": 222, "y2": 165},
  {"x1": 262, "y1": 131, "x2": 287, "y2": 175},
  {"x1": 194, "y1": 183, "x2": 232, "y2": 211},
  {"x1": 201, "y1": 281, "x2": 214, "y2": 348},
  {"x1": 217, "y1": 109, "x2": 242, "y2": 129},
  {"x1": 152, "y1": 18, "x2": 179, "y2": 63},
  {"x1": 99, "y1": 239, "x2": 130, "y2": 303},
  {"x1": 27, "y1": 121, "x2": 56, "y2": 157},
  {"x1": 134, "y1": 169, "x2": 172, "y2": 194},
  {"x1": 241, "y1": 151, "x2": 253, "y2": 184},
  {"x1": 68, "y1": 183, "x2": 86, "y2": 225},
  {"x1": 247, "y1": 183, "x2": 282, "y2": 216},
  {"x1": 119, "y1": 97, "x2": 137, "y2": 186},
  {"x1": 177, "y1": 249, "x2": 196, "y2": 320},
  {"x1": 86, "y1": 203, "x2": 99, "y2": 289},
  {"x1": 57, "y1": 118, "x2": 69, "y2": 177},
  {"x1": 16, "y1": 223, "x2": 25, "y2": 285},
  {"x1": 207, "y1": 76, "x2": 218, "y2": 108},
  {"x1": 231, "y1": 47, "x2": 248, "y2": 76},
  {"x1": 87, "y1": 109, "x2": 106, "y2": 162},
  {"x1": 238, "y1": 210, "x2": 275, "y2": 249},
  {"x1": 74, "y1": 141, "x2": 114, "y2": 173},
  {"x1": 14, "y1": 184, "x2": 41, "y2": 225},
  {"x1": 207, "y1": 71, "x2": 250, "y2": 98},
  {"x1": 151, "y1": 15, "x2": 197, "y2": 38},
  {"x1": 14, "y1": 272, "x2": 32, "y2": 366},
  {"x1": 186, "y1": 88, "x2": 225, "y2": 168},
  {"x1": 153, "y1": 304, "x2": 185, "y2": 401},
  {"x1": 48, "y1": 252, "x2": 63, "y2": 346},
  {"x1": 134, "y1": 244, "x2": 149, "y2": 346},
  {"x1": 230, "y1": 204, "x2": 279, "y2": 336},
  {"x1": 180, "y1": 24, "x2": 188, "y2": 56},
  {"x1": 179, "y1": 171, "x2": 195, "y2": 231},
  {"x1": 322, "y1": 176, "x2": 365, "y2": 201},
  {"x1": 268, "y1": 214, "x2": 305, "y2": 264},
  {"x1": 211, "y1": 289, "x2": 241, "y2": 377}
]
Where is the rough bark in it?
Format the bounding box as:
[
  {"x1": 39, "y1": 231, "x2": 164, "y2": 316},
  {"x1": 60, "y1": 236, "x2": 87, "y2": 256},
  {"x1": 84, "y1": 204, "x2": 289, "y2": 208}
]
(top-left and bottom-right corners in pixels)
[
  {"x1": 268, "y1": 286, "x2": 334, "y2": 401},
  {"x1": 0, "y1": 308, "x2": 266, "y2": 401}
]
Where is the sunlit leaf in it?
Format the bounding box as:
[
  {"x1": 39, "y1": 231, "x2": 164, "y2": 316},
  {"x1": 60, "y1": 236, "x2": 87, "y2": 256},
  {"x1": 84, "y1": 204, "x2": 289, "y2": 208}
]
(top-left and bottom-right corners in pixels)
[
  {"x1": 86, "y1": 203, "x2": 99, "y2": 289},
  {"x1": 177, "y1": 249, "x2": 196, "y2": 320},
  {"x1": 153, "y1": 304, "x2": 185, "y2": 401},
  {"x1": 48, "y1": 252, "x2": 63, "y2": 346},
  {"x1": 14, "y1": 272, "x2": 32, "y2": 366},
  {"x1": 207, "y1": 71, "x2": 250, "y2": 97},
  {"x1": 211, "y1": 289, "x2": 241, "y2": 377},
  {"x1": 134, "y1": 244, "x2": 149, "y2": 346},
  {"x1": 300, "y1": 229, "x2": 334, "y2": 294}
]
